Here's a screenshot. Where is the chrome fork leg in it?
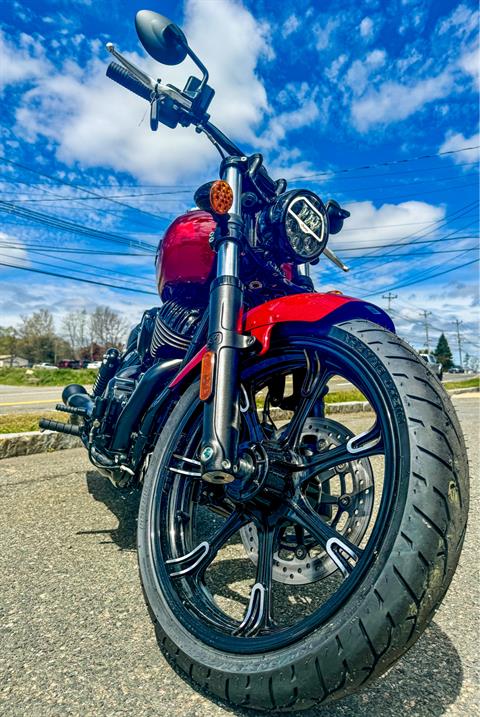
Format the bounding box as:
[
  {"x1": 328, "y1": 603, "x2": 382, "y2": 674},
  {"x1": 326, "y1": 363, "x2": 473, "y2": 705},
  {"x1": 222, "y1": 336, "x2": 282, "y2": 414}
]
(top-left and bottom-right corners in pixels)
[{"x1": 200, "y1": 157, "x2": 251, "y2": 484}]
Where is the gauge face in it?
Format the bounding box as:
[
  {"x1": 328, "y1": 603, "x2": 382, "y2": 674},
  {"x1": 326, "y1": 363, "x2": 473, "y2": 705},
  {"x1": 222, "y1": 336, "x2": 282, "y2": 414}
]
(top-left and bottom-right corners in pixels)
[{"x1": 285, "y1": 194, "x2": 327, "y2": 261}]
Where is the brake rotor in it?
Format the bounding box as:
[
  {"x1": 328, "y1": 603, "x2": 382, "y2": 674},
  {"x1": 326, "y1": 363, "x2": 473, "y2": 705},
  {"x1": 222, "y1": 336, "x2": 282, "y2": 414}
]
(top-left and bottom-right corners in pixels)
[{"x1": 240, "y1": 417, "x2": 374, "y2": 584}]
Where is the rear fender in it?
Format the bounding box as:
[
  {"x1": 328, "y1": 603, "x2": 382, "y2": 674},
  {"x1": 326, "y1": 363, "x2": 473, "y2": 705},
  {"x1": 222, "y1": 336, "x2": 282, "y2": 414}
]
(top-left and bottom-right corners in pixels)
[{"x1": 169, "y1": 293, "x2": 394, "y2": 388}]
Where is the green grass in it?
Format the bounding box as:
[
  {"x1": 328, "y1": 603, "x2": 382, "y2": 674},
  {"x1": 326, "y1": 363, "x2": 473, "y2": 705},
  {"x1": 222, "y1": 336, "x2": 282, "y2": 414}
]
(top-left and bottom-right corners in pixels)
[
  {"x1": 0, "y1": 367, "x2": 96, "y2": 386},
  {"x1": 0, "y1": 411, "x2": 68, "y2": 434},
  {"x1": 324, "y1": 389, "x2": 365, "y2": 404},
  {"x1": 444, "y1": 376, "x2": 479, "y2": 390}
]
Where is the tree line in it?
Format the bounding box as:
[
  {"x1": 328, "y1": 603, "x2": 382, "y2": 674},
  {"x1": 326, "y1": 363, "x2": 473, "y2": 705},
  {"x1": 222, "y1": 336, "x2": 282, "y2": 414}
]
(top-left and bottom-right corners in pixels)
[
  {"x1": 0, "y1": 306, "x2": 129, "y2": 365},
  {"x1": 433, "y1": 333, "x2": 478, "y2": 372}
]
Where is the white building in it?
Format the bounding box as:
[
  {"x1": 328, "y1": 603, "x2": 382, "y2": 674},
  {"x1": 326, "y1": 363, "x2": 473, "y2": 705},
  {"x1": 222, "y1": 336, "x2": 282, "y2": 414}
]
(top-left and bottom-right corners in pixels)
[{"x1": 0, "y1": 355, "x2": 29, "y2": 368}]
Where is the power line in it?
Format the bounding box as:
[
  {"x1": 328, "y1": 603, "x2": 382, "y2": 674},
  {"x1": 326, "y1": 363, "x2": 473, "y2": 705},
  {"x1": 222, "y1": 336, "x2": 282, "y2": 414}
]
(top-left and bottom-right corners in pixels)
[
  {"x1": 288, "y1": 144, "x2": 480, "y2": 181},
  {"x1": 348, "y1": 245, "x2": 479, "y2": 260},
  {"x1": 0, "y1": 241, "x2": 154, "y2": 256},
  {"x1": 6, "y1": 164, "x2": 477, "y2": 200},
  {"x1": 363, "y1": 256, "x2": 479, "y2": 296},
  {"x1": 0, "y1": 260, "x2": 157, "y2": 295},
  {"x1": 343, "y1": 180, "x2": 478, "y2": 204},
  {"x1": 0, "y1": 156, "x2": 172, "y2": 223},
  {"x1": 0, "y1": 200, "x2": 156, "y2": 250},
  {"x1": 362, "y1": 200, "x2": 479, "y2": 260},
  {"x1": 0, "y1": 251, "x2": 153, "y2": 290}
]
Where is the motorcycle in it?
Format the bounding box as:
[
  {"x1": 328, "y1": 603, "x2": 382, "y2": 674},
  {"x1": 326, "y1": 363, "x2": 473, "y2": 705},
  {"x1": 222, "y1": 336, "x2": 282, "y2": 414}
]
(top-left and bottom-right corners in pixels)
[{"x1": 41, "y1": 10, "x2": 469, "y2": 711}]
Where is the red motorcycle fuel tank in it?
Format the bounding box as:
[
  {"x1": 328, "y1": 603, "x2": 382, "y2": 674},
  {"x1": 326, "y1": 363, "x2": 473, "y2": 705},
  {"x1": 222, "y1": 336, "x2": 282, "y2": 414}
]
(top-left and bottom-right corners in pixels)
[{"x1": 156, "y1": 210, "x2": 216, "y2": 300}]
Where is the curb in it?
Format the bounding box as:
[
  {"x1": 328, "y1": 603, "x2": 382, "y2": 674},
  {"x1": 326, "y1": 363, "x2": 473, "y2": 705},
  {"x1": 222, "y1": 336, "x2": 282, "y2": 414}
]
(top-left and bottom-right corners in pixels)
[
  {"x1": 0, "y1": 387, "x2": 477, "y2": 460},
  {"x1": 0, "y1": 430, "x2": 81, "y2": 460}
]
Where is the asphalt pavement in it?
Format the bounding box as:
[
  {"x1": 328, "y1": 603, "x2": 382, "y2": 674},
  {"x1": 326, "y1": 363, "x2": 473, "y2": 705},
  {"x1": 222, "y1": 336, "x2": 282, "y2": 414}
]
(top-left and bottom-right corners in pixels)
[
  {"x1": 0, "y1": 395, "x2": 478, "y2": 717},
  {"x1": 0, "y1": 374, "x2": 476, "y2": 413}
]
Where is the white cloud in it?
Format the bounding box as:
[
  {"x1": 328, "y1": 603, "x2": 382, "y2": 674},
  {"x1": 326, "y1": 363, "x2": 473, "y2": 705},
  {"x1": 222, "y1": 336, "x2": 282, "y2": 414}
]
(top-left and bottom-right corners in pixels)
[
  {"x1": 0, "y1": 232, "x2": 29, "y2": 266},
  {"x1": 437, "y1": 3, "x2": 480, "y2": 38},
  {"x1": 12, "y1": 0, "x2": 273, "y2": 184},
  {"x1": 325, "y1": 53, "x2": 349, "y2": 82},
  {"x1": 351, "y1": 69, "x2": 454, "y2": 131},
  {"x1": 345, "y1": 49, "x2": 386, "y2": 96},
  {"x1": 281, "y1": 15, "x2": 300, "y2": 39},
  {"x1": 334, "y1": 200, "x2": 445, "y2": 248},
  {"x1": 359, "y1": 17, "x2": 374, "y2": 40},
  {"x1": 458, "y1": 45, "x2": 480, "y2": 86},
  {"x1": 314, "y1": 18, "x2": 340, "y2": 51},
  {"x1": 258, "y1": 82, "x2": 326, "y2": 150},
  {"x1": 0, "y1": 30, "x2": 49, "y2": 91},
  {"x1": 439, "y1": 131, "x2": 480, "y2": 165}
]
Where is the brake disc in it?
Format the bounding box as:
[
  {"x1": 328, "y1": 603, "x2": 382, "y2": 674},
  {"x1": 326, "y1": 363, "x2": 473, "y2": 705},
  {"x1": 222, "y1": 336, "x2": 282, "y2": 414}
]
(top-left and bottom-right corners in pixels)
[{"x1": 240, "y1": 417, "x2": 374, "y2": 585}]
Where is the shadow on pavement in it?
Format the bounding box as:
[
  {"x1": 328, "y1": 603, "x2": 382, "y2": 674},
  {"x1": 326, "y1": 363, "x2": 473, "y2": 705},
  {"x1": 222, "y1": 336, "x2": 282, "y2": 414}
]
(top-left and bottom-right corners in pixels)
[{"x1": 78, "y1": 470, "x2": 140, "y2": 550}]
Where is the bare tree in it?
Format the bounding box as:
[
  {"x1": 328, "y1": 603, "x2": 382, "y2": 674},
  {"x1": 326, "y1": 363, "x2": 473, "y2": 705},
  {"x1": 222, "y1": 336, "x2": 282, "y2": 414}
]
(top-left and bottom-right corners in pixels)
[
  {"x1": 89, "y1": 306, "x2": 128, "y2": 349},
  {"x1": 19, "y1": 309, "x2": 55, "y2": 339},
  {"x1": 62, "y1": 309, "x2": 88, "y2": 358}
]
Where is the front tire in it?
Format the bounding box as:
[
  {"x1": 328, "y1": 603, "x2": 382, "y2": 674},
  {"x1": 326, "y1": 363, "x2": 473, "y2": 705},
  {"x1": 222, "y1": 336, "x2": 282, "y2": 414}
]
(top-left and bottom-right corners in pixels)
[{"x1": 137, "y1": 320, "x2": 468, "y2": 711}]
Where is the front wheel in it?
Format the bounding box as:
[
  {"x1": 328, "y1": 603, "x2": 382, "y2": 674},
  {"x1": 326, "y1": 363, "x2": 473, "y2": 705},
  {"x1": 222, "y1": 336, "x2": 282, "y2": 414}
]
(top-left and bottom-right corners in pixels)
[{"x1": 137, "y1": 320, "x2": 468, "y2": 711}]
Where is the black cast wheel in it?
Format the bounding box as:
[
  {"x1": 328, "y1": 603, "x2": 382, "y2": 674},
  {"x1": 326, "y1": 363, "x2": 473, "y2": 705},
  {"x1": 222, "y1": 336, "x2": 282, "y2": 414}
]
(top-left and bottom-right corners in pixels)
[{"x1": 137, "y1": 320, "x2": 469, "y2": 711}]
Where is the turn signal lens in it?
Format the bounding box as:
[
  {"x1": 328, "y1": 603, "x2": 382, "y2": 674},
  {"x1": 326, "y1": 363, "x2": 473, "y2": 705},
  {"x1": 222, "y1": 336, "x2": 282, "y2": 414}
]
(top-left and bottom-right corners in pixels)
[
  {"x1": 199, "y1": 350, "x2": 215, "y2": 401},
  {"x1": 209, "y1": 180, "x2": 233, "y2": 215}
]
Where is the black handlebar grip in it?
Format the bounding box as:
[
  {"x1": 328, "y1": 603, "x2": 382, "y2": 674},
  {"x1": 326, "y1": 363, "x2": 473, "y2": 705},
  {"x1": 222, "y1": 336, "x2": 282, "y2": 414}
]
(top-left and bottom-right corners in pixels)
[{"x1": 106, "y1": 62, "x2": 152, "y2": 102}]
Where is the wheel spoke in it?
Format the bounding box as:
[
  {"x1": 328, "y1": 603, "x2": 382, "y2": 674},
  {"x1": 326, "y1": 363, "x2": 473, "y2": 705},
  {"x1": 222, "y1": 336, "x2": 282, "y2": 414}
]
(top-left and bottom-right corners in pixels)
[
  {"x1": 240, "y1": 383, "x2": 268, "y2": 442},
  {"x1": 168, "y1": 453, "x2": 202, "y2": 478},
  {"x1": 299, "y1": 422, "x2": 384, "y2": 484},
  {"x1": 280, "y1": 353, "x2": 332, "y2": 449},
  {"x1": 166, "y1": 508, "x2": 247, "y2": 579},
  {"x1": 234, "y1": 521, "x2": 277, "y2": 637},
  {"x1": 287, "y1": 495, "x2": 363, "y2": 578}
]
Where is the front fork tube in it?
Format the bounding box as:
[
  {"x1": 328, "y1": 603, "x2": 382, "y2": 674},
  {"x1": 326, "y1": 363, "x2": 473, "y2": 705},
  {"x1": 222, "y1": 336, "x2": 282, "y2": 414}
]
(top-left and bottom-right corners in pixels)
[
  {"x1": 200, "y1": 274, "x2": 250, "y2": 482},
  {"x1": 200, "y1": 159, "x2": 252, "y2": 483}
]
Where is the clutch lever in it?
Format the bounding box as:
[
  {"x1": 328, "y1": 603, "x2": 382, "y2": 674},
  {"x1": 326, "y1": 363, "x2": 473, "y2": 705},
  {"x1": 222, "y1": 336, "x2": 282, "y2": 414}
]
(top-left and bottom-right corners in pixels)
[{"x1": 106, "y1": 42, "x2": 192, "y2": 131}]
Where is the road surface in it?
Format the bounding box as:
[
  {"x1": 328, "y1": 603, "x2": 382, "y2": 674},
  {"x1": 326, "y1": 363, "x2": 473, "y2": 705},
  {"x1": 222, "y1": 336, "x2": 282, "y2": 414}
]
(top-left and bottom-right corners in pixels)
[
  {"x1": 0, "y1": 395, "x2": 478, "y2": 716},
  {"x1": 0, "y1": 373, "x2": 476, "y2": 413}
]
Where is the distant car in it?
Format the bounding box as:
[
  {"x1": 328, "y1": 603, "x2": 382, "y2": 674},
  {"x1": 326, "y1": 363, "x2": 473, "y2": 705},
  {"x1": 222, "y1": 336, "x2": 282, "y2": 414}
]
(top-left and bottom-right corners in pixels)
[
  {"x1": 87, "y1": 361, "x2": 102, "y2": 369},
  {"x1": 419, "y1": 352, "x2": 443, "y2": 381},
  {"x1": 33, "y1": 362, "x2": 58, "y2": 370},
  {"x1": 449, "y1": 366, "x2": 465, "y2": 374},
  {"x1": 57, "y1": 359, "x2": 81, "y2": 369}
]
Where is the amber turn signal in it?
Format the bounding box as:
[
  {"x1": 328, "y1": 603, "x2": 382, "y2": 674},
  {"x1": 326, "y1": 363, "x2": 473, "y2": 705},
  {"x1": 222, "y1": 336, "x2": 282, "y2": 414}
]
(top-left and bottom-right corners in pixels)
[
  {"x1": 209, "y1": 180, "x2": 233, "y2": 215},
  {"x1": 199, "y1": 350, "x2": 215, "y2": 401}
]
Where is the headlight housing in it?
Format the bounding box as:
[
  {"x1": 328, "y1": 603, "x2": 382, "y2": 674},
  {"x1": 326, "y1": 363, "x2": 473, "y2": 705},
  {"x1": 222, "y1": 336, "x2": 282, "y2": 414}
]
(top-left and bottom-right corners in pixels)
[{"x1": 257, "y1": 189, "x2": 329, "y2": 264}]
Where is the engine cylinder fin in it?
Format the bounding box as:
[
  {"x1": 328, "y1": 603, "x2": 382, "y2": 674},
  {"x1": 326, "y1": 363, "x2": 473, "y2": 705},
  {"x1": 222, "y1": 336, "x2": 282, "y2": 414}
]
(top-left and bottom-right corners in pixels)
[{"x1": 150, "y1": 299, "x2": 202, "y2": 358}]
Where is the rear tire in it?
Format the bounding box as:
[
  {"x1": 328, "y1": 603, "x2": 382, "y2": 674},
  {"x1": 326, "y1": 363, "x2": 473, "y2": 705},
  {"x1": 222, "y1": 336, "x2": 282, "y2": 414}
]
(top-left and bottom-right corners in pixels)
[{"x1": 137, "y1": 320, "x2": 469, "y2": 711}]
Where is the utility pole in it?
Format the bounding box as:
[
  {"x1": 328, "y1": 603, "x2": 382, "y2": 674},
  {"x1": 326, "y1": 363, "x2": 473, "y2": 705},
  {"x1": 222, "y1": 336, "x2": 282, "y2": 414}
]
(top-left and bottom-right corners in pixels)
[
  {"x1": 454, "y1": 319, "x2": 463, "y2": 368},
  {"x1": 382, "y1": 292, "x2": 397, "y2": 311},
  {"x1": 420, "y1": 310, "x2": 432, "y2": 352}
]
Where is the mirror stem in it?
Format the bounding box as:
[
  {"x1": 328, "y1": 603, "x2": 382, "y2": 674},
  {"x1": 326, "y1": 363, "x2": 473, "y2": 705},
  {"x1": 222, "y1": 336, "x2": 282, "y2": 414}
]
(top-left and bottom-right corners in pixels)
[{"x1": 186, "y1": 46, "x2": 209, "y2": 93}]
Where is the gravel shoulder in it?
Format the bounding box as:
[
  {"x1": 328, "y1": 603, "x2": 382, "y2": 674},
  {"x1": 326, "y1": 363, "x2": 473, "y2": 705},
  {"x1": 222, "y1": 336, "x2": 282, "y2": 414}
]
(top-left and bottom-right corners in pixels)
[{"x1": 0, "y1": 397, "x2": 478, "y2": 717}]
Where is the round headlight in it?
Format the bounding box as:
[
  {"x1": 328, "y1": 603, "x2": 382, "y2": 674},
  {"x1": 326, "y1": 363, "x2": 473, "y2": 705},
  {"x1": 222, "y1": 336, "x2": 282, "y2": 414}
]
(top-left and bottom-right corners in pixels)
[{"x1": 258, "y1": 189, "x2": 329, "y2": 264}]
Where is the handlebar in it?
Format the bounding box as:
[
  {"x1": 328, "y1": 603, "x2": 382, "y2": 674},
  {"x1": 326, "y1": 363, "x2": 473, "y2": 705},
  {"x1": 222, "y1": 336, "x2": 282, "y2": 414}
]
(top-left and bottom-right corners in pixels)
[{"x1": 105, "y1": 45, "x2": 280, "y2": 200}]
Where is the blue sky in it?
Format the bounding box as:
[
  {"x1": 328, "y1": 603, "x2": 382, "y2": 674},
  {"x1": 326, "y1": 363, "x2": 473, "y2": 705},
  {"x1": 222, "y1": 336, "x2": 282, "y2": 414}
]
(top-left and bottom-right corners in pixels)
[{"x1": 0, "y1": 0, "x2": 478, "y2": 361}]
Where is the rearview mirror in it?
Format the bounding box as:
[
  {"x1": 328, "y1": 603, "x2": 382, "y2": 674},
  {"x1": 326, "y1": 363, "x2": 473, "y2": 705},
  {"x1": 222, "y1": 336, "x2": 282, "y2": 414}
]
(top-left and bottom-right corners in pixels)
[{"x1": 135, "y1": 10, "x2": 188, "y2": 65}]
